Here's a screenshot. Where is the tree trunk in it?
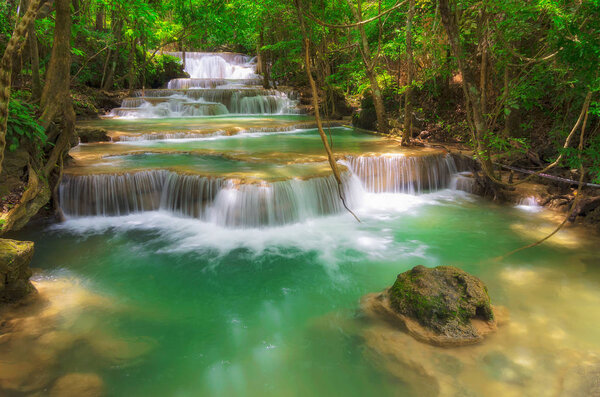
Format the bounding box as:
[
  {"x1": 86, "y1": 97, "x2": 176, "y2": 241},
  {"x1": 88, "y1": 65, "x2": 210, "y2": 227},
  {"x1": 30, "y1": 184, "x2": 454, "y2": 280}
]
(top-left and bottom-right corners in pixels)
[
  {"x1": 478, "y1": 5, "x2": 488, "y2": 115},
  {"x1": 128, "y1": 36, "x2": 136, "y2": 96},
  {"x1": 102, "y1": 11, "x2": 122, "y2": 90},
  {"x1": 2, "y1": 0, "x2": 75, "y2": 232},
  {"x1": 503, "y1": 64, "x2": 519, "y2": 137},
  {"x1": 347, "y1": 0, "x2": 388, "y2": 133},
  {"x1": 21, "y1": 0, "x2": 42, "y2": 101},
  {"x1": 28, "y1": 23, "x2": 41, "y2": 101},
  {"x1": 40, "y1": 0, "x2": 72, "y2": 120},
  {"x1": 0, "y1": 0, "x2": 45, "y2": 175},
  {"x1": 95, "y1": 5, "x2": 104, "y2": 31},
  {"x1": 438, "y1": 0, "x2": 496, "y2": 180},
  {"x1": 402, "y1": 0, "x2": 415, "y2": 145},
  {"x1": 259, "y1": 27, "x2": 271, "y2": 89},
  {"x1": 39, "y1": 0, "x2": 75, "y2": 218}
]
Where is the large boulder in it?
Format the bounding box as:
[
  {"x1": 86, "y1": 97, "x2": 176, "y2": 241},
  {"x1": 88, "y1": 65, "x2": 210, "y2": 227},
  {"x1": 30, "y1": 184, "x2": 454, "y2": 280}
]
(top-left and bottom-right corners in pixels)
[
  {"x1": 362, "y1": 265, "x2": 498, "y2": 346},
  {"x1": 76, "y1": 126, "x2": 111, "y2": 143},
  {"x1": 352, "y1": 95, "x2": 377, "y2": 131},
  {"x1": 0, "y1": 239, "x2": 36, "y2": 302}
]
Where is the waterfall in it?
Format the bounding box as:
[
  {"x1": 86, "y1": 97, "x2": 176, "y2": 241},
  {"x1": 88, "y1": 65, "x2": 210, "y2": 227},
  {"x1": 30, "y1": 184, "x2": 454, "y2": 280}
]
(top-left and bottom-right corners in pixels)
[
  {"x1": 59, "y1": 171, "x2": 362, "y2": 227},
  {"x1": 167, "y1": 78, "x2": 262, "y2": 89},
  {"x1": 59, "y1": 171, "x2": 168, "y2": 216},
  {"x1": 208, "y1": 173, "x2": 361, "y2": 227},
  {"x1": 165, "y1": 52, "x2": 259, "y2": 80},
  {"x1": 344, "y1": 154, "x2": 457, "y2": 193},
  {"x1": 103, "y1": 51, "x2": 300, "y2": 118},
  {"x1": 109, "y1": 89, "x2": 298, "y2": 117},
  {"x1": 109, "y1": 100, "x2": 229, "y2": 118},
  {"x1": 451, "y1": 172, "x2": 476, "y2": 193}
]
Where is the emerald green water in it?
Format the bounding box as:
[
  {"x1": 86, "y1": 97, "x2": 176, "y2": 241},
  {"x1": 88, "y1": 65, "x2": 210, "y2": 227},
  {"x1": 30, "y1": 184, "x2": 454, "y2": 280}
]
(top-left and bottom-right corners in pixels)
[
  {"x1": 103, "y1": 153, "x2": 333, "y2": 180},
  {"x1": 71, "y1": 127, "x2": 387, "y2": 166},
  {"x1": 80, "y1": 115, "x2": 313, "y2": 134},
  {"x1": 4, "y1": 112, "x2": 600, "y2": 395},
  {"x1": 8, "y1": 192, "x2": 600, "y2": 396}
]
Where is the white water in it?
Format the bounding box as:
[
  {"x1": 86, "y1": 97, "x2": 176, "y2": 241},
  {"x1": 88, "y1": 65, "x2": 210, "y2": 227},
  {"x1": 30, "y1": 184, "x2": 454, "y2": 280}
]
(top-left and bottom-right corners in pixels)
[
  {"x1": 59, "y1": 153, "x2": 466, "y2": 228},
  {"x1": 59, "y1": 170, "x2": 363, "y2": 227},
  {"x1": 106, "y1": 52, "x2": 298, "y2": 118},
  {"x1": 345, "y1": 154, "x2": 457, "y2": 193},
  {"x1": 53, "y1": 189, "x2": 466, "y2": 263},
  {"x1": 166, "y1": 52, "x2": 259, "y2": 80}
]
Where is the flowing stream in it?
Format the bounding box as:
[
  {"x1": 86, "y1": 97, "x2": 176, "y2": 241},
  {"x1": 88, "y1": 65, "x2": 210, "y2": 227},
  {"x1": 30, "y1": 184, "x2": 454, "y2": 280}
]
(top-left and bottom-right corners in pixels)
[{"x1": 3, "y1": 52, "x2": 600, "y2": 396}]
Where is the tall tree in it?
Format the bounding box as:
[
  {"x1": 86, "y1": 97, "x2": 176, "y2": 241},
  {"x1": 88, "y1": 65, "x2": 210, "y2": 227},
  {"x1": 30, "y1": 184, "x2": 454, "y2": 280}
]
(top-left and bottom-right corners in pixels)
[
  {"x1": 402, "y1": 0, "x2": 415, "y2": 145},
  {"x1": 0, "y1": 0, "x2": 45, "y2": 175},
  {"x1": 346, "y1": 0, "x2": 389, "y2": 133}
]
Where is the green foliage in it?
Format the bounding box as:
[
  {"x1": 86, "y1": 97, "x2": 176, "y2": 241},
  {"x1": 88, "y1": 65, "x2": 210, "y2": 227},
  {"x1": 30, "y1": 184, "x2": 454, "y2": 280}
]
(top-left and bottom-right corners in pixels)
[
  {"x1": 143, "y1": 54, "x2": 186, "y2": 88},
  {"x1": 1, "y1": 0, "x2": 598, "y2": 184},
  {"x1": 0, "y1": 2, "x2": 11, "y2": 48},
  {"x1": 7, "y1": 97, "x2": 46, "y2": 153}
]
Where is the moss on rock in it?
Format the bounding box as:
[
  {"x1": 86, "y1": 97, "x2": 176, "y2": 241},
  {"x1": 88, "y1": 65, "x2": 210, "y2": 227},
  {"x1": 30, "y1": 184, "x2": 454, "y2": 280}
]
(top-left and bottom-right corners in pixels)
[
  {"x1": 0, "y1": 239, "x2": 36, "y2": 302},
  {"x1": 76, "y1": 126, "x2": 111, "y2": 143},
  {"x1": 389, "y1": 265, "x2": 494, "y2": 339}
]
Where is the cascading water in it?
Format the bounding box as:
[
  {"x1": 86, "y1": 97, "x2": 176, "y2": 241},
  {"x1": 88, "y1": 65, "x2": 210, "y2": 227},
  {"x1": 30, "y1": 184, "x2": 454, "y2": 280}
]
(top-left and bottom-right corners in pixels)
[
  {"x1": 59, "y1": 144, "x2": 467, "y2": 228},
  {"x1": 344, "y1": 153, "x2": 458, "y2": 193},
  {"x1": 106, "y1": 52, "x2": 298, "y2": 118},
  {"x1": 166, "y1": 52, "x2": 260, "y2": 80},
  {"x1": 67, "y1": 50, "x2": 470, "y2": 229},
  {"x1": 59, "y1": 170, "x2": 362, "y2": 227}
]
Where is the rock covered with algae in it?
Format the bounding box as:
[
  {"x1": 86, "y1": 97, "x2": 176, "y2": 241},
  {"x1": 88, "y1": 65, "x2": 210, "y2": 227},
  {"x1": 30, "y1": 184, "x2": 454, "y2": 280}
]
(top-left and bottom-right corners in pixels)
[
  {"x1": 362, "y1": 265, "x2": 498, "y2": 346},
  {"x1": 0, "y1": 239, "x2": 36, "y2": 303}
]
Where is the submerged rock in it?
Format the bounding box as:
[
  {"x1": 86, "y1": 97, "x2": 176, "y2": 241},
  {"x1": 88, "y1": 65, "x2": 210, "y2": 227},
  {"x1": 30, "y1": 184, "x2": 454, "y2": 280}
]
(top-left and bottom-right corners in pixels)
[
  {"x1": 0, "y1": 239, "x2": 36, "y2": 303},
  {"x1": 49, "y1": 373, "x2": 105, "y2": 397},
  {"x1": 558, "y1": 355, "x2": 600, "y2": 397},
  {"x1": 362, "y1": 265, "x2": 497, "y2": 346}
]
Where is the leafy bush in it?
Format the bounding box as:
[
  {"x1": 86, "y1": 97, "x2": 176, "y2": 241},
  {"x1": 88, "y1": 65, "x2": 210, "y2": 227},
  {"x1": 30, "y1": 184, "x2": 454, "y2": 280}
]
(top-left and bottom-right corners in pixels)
[
  {"x1": 143, "y1": 54, "x2": 187, "y2": 88},
  {"x1": 7, "y1": 98, "x2": 46, "y2": 152}
]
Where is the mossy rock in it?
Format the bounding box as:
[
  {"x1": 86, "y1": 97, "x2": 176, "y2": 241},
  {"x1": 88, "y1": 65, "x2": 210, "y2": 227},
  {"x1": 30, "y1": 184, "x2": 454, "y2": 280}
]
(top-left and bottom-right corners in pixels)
[
  {"x1": 389, "y1": 265, "x2": 494, "y2": 338},
  {"x1": 0, "y1": 239, "x2": 36, "y2": 302},
  {"x1": 352, "y1": 95, "x2": 377, "y2": 131},
  {"x1": 362, "y1": 265, "x2": 500, "y2": 346}
]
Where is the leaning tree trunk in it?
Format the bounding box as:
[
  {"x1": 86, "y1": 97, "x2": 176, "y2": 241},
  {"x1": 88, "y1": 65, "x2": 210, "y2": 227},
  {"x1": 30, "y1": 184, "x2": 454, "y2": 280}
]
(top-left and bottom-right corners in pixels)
[
  {"x1": 402, "y1": 0, "x2": 415, "y2": 145},
  {"x1": 0, "y1": 0, "x2": 45, "y2": 176}
]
